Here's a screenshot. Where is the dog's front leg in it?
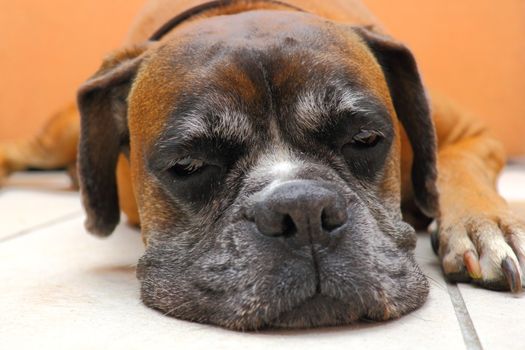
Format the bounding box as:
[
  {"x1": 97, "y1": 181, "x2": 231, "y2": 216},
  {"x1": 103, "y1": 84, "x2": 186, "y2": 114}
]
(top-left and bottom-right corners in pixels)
[
  {"x1": 0, "y1": 103, "x2": 79, "y2": 187},
  {"x1": 433, "y1": 100, "x2": 525, "y2": 292}
]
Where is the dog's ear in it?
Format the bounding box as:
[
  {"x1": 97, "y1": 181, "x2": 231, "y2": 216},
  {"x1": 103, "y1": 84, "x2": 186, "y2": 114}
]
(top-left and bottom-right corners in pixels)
[
  {"x1": 353, "y1": 27, "x2": 439, "y2": 218},
  {"x1": 77, "y1": 44, "x2": 151, "y2": 237}
]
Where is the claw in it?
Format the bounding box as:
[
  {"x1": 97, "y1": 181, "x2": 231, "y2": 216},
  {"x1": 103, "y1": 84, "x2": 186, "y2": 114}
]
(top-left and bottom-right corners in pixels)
[
  {"x1": 507, "y1": 235, "x2": 525, "y2": 273},
  {"x1": 463, "y1": 251, "x2": 482, "y2": 279},
  {"x1": 501, "y1": 257, "x2": 523, "y2": 293}
]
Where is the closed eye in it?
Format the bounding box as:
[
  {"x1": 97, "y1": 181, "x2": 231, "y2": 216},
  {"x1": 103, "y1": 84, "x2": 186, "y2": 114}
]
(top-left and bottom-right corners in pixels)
[
  {"x1": 168, "y1": 156, "x2": 207, "y2": 178},
  {"x1": 349, "y1": 129, "x2": 384, "y2": 148}
]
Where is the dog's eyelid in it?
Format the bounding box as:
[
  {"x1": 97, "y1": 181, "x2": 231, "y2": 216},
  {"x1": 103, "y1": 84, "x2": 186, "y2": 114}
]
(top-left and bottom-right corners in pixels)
[
  {"x1": 150, "y1": 153, "x2": 204, "y2": 173},
  {"x1": 167, "y1": 156, "x2": 206, "y2": 170},
  {"x1": 322, "y1": 108, "x2": 392, "y2": 139},
  {"x1": 148, "y1": 143, "x2": 186, "y2": 172},
  {"x1": 148, "y1": 138, "x2": 238, "y2": 174}
]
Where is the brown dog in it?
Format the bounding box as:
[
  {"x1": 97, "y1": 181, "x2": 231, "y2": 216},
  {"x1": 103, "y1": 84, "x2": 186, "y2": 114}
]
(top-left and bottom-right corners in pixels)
[{"x1": 1, "y1": 0, "x2": 524, "y2": 330}]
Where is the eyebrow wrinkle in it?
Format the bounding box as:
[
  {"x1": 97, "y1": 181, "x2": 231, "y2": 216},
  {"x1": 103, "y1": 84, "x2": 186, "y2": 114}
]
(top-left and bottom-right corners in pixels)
[
  {"x1": 294, "y1": 87, "x2": 374, "y2": 131},
  {"x1": 254, "y1": 54, "x2": 281, "y2": 141},
  {"x1": 158, "y1": 108, "x2": 253, "y2": 149}
]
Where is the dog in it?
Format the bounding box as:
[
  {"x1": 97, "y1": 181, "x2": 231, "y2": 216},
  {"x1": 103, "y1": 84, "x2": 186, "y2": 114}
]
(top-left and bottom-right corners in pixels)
[{"x1": 1, "y1": 0, "x2": 524, "y2": 330}]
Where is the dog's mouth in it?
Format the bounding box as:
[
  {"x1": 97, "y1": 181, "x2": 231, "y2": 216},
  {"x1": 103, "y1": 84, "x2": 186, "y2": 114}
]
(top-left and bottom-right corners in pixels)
[
  {"x1": 140, "y1": 250, "x2": 427, "y2": 330},
  {"x1": 265, "y1": 245, "x2": 361, "y2": 329},
  {"x1": 266, "y1": 293, "x2": 363, "y2": 329},
  {"x1": 250, "y1": 251, "x2": 367, "y2": 330}
]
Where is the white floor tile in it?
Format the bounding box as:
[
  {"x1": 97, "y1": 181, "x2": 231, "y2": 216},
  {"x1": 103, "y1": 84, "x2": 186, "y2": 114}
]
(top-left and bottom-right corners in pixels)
[
  {"x1": 498, "y1": 166, "x2": 525, "y2": 202},
  {"x1": 0, "y1": 171, "x2": 81, "y2": 240},
  {"x1": 457, "y1": 284, "x2": 524, "y2": 350}
]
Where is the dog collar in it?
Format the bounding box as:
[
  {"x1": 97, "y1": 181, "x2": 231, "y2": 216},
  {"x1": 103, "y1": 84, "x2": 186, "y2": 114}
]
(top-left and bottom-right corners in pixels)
[{"x1": 149, "y1": 0, "x2": 305, "y2": 41}]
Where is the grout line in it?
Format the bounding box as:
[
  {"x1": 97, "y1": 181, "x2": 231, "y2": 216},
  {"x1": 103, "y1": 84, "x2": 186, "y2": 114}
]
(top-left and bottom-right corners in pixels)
[
  {"x1": 447, "y1": 283, "x2": 483, "y2": 350},
  {"x1": 0, "y1": 211, "x2": 84, "y2": 243}
]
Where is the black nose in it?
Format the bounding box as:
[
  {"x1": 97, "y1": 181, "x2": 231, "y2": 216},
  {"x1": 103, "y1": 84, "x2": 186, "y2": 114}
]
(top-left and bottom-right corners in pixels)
[{"x1": 247, "y1": 180, "x2": 348, "y2": 246}]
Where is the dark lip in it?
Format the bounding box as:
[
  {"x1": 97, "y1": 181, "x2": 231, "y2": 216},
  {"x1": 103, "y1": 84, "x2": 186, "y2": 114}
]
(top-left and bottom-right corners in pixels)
[{"x1": 264, "y1": 293, "x2": 358, "y2": 329}]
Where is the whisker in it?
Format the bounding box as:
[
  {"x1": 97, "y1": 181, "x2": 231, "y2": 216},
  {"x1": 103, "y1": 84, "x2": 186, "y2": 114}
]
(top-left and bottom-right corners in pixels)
[{"x1": 424, "y1": 273, "x2": 446, "y2": 290}]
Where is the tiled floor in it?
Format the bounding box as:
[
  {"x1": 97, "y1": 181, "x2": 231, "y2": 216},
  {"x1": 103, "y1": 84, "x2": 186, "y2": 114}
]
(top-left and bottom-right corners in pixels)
[{"x1": 1, "y1": 168, "x2": 524, "y2": 350}]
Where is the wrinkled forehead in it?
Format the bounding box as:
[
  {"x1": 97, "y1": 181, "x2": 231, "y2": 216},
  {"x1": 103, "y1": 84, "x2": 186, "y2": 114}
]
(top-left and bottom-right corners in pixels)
[{"x1": 128, "y1": 10, "x2": 394, "y2": 150}]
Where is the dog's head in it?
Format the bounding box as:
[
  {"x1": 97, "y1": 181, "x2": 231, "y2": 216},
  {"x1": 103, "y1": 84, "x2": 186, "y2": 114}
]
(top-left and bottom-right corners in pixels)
[{"x1": 77, "y1": 10, "x2": 438, "y2": 330}]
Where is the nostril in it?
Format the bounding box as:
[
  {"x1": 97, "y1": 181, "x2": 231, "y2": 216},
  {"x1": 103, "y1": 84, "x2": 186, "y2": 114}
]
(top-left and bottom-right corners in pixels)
[
  {"x1": 281, "y1": 214, "x2": 296, "y2": 237},
  {"x1": 321, "y1": 206, "x2": 348, "y2": 231},
  {"x1": 252, "y1": 201, "x2": 296, "y2": 237},
  {"x1": 258, "y1": 213, "x2": 296, "y2": 238}
]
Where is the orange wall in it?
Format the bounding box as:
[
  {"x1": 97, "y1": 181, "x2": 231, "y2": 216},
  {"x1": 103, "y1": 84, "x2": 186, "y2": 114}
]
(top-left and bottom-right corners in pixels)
[
  {"x1": 1, "y1": 0, "x2": 524, "y2": 155},
  {"x1": 0, "y1": 0, "x2": 145, "y2": 139},
  {"x1": 365, "y1": 0, "x2": 525, "y2": 156}
]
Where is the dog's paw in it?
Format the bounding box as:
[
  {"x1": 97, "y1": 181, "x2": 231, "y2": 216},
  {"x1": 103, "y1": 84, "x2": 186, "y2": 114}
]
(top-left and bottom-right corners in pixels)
[{"x1": 432, "y1": 214, "x2": 525, "y2": 293}]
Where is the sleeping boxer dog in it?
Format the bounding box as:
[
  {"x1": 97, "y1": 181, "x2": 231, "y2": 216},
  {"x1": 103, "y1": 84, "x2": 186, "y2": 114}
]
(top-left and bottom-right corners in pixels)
[{"x1": 1, "y1": 0, "x2": 524, "y2": 330}]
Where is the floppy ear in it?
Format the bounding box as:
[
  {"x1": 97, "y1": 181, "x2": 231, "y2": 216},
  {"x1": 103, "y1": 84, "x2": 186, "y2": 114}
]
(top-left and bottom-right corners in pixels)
[
  {"x1": 353, "y1": 27, "x2": 439, "y2": 218},
  {"x1": 77, "y1": 44, "x2": 150, "y2": 237}
]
